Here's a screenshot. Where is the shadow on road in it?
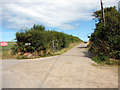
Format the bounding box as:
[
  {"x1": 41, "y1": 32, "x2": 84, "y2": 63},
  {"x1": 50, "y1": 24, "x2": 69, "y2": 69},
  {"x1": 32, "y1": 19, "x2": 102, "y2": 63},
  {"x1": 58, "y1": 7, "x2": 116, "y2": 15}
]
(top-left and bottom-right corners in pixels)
[
  {"x1": 61, "y1": 46, "x2": 93, "y2": 58},
  {"x1": 77, "y1": 46, "x2": 92, "y2": 58},
  {"x1": 82, "y1": 51, "x2": 92, "y2": 58},
  {"x1": 77, "y1": 46, "x2": 87, "y2": 49}
]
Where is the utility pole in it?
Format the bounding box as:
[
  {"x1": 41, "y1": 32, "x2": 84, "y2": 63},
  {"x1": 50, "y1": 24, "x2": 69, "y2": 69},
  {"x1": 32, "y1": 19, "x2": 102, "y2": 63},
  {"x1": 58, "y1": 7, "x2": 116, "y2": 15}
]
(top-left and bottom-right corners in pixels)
[
  {"x1": 118, "y1": 1, "x2": 120, "y2": 13},
  {"x1": 100, "y1": 0, "x2": 105, "y2": 27}
]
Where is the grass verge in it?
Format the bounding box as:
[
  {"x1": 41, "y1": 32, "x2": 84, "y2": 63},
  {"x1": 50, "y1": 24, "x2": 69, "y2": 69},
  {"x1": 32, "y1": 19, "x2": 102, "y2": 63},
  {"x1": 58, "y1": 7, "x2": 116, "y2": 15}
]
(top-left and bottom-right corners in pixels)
[
  {"x1": 91, "y1": 56, "x2": 119, "y2": 66},
  {"x1": 52, "y1": 42, "x2": 82, "y2": 56},
  {"x1": 1, "y1": 42, "x2": 16, "y2": 59},
  {"x1": 1, "y1": 41, "x2": 82, "y2": 60}
]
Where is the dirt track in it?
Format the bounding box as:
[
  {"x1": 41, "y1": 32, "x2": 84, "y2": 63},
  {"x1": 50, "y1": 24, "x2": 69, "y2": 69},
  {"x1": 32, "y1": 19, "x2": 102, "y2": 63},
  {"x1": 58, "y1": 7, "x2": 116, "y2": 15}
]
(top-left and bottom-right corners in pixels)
[{"x1": 2, "y1": 43, "x2": 118, "y2": 88}]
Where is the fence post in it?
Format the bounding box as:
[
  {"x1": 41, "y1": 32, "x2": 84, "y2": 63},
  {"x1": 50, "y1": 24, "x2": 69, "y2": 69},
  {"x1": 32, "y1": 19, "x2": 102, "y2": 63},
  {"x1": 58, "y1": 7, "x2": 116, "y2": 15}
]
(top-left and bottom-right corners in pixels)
[{"x1": 52, "y1": 40, "x2": 54, "y2": 51}]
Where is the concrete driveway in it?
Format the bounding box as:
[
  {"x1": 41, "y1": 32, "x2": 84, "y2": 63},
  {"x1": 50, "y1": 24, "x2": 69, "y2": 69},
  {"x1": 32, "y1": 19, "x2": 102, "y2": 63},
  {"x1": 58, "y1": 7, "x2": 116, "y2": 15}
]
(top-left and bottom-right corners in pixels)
[{"x1": 2, "y1": 43, "x2": 118, "y2": 88}]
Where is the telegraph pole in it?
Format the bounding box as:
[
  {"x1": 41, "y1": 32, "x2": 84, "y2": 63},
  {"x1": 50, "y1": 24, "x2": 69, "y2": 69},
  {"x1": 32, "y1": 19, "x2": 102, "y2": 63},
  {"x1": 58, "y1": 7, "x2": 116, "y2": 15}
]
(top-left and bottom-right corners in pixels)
[{"x1": 100, "y1": 0, "x2": 105, "y2": 27}]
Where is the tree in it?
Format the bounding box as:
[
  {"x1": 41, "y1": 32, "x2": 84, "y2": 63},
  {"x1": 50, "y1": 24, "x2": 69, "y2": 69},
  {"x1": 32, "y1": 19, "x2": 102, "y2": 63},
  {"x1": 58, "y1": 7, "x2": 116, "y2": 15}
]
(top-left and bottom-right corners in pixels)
[
  {"x1": 32, "y1": 24, "x2": 45, "y2": 31},
  {"x1": 89, "y1": 6, "x2": 120, "y2": 60}
]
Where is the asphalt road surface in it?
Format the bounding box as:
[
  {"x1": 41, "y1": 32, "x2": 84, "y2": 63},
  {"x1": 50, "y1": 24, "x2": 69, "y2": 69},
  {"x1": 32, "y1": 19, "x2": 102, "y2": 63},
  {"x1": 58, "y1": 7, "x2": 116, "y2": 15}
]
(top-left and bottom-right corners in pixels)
[{"x1": 2, "y1": 43, "x2": 118, "y2": 88}]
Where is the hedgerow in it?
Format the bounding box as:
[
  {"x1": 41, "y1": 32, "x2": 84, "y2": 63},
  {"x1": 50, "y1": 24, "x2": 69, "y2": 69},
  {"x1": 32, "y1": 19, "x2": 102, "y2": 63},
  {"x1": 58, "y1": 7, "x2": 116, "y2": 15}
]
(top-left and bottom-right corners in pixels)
[
  {"x1": 89, "y1": 7, "x2": 120, "y2": 64},
  {"x1": 12, "y1": 24, "x2": 82, "y2": 57}
]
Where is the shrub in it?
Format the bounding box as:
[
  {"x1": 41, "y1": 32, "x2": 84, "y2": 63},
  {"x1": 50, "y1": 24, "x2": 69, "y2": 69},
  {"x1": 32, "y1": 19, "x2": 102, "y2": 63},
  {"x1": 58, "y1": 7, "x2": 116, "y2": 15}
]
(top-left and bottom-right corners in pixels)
[
  {"x1": 13, "y1": 24, "x2": 82, "y2": 57},
  {"x1": 89, "y1": 6, "x2": 120, "y2": 64}
]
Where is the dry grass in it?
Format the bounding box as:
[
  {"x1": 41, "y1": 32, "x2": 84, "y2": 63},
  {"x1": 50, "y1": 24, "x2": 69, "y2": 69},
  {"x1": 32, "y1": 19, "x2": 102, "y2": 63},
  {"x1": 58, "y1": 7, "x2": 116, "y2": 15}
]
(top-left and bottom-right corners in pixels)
[
  {"x1": 1, "y1": 42, "x2": 16, "y2": 59},
  {"x1": 1, "y1": 49, "x2": 16, "y2": 59},
  {"x1": 53, "y1": 42, "x2": 82, "y2": 55},
  {"x1": 1, "y1": 41, "x2": 82, "y2": 59}
]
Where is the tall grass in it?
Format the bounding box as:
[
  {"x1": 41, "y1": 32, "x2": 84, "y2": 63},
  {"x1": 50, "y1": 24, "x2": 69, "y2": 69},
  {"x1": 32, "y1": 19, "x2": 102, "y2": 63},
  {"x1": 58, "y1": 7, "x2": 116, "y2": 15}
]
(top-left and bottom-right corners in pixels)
[
  {"x1": 1, "y1": 42, "x2": 16, "y2": 59},
  {"x1": 1, "y1": 41, "x2": 82, "y2": 59}
]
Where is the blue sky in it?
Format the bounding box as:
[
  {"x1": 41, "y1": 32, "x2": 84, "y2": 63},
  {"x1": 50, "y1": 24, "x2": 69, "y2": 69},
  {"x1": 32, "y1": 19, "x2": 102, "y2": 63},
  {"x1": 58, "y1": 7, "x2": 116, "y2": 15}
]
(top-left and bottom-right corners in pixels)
[
  {"x1": 0, "y1": 0, "x2": 119, "y2": 42},
  {"x1": 1, "y1": 20, "x2": 95, "y2": 41}
]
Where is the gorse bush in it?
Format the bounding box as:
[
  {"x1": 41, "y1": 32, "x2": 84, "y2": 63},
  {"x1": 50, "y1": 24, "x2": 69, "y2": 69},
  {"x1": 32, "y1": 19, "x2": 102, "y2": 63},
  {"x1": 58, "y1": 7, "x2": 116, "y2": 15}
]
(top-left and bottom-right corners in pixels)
[
  {"x1": 12, "y1": 25, "x2": 82, "y2": 56},
  {"x1": 89, "y1": 6, "x2": 120, "y2": 62}
]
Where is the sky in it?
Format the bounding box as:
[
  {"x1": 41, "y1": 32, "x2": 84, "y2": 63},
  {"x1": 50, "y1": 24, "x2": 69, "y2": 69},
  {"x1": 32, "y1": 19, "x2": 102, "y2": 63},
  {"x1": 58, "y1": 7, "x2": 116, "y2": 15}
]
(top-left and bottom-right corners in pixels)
[{"x1": 0, "y1": 0, "x2": 119, "y2": 42}]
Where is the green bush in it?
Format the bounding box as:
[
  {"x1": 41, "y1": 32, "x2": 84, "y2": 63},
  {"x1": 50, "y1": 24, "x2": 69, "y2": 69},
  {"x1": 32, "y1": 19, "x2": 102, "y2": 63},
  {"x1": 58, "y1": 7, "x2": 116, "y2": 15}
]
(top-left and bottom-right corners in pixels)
[
  {"x1": 89, "y1": 6, "x2": 120, "y2": 63},
  {"x1": 13, "y1": 24, "x2": 82, "y2": 56}
]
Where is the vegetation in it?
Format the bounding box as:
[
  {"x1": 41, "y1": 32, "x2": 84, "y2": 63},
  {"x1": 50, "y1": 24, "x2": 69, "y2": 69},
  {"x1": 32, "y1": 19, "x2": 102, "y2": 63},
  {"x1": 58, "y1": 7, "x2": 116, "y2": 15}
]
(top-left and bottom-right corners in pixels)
[
  {"x1": 1, "y1": 42, "x2": 16, "y2": 59},
  {"x1": 89, "y1": 7, "x2": 120, "y2": 65},
  {"x1": 11, "y1": 24, "x2": 82, "y2": 59}
]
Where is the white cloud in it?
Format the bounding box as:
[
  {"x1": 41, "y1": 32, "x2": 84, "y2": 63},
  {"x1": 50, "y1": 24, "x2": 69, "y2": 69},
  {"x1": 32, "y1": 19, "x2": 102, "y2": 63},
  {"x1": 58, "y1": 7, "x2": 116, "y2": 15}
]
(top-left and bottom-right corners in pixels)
[
  {"x1": 1, "y1": 0, "x2": 118, "y2": 30},
  {"x1": 59, "y1": 24, "x2": 80, "y2": 30}
]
